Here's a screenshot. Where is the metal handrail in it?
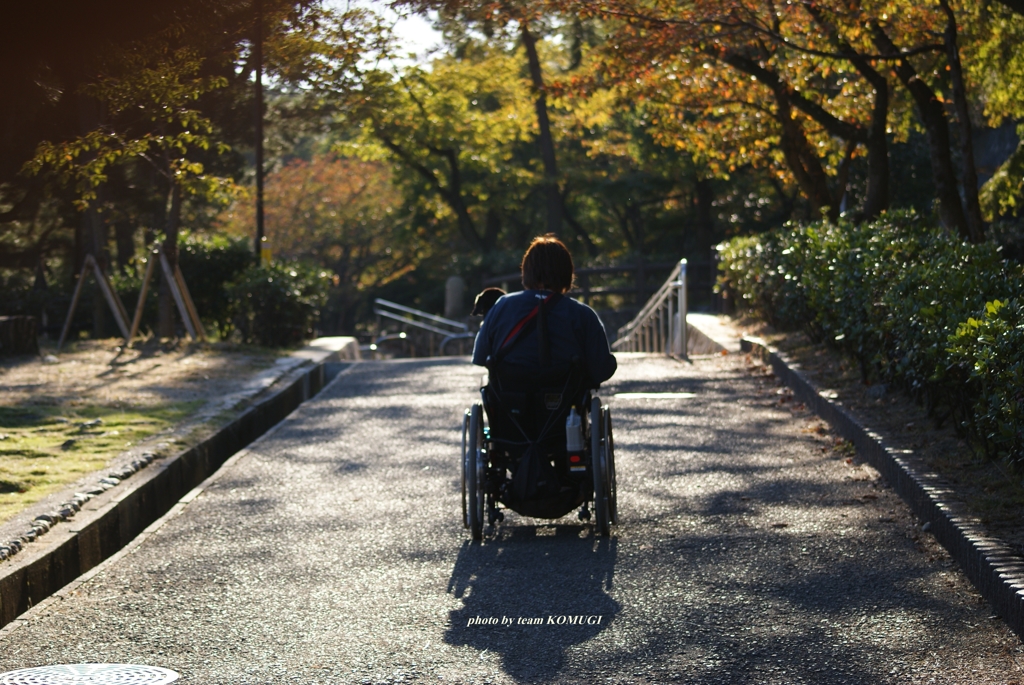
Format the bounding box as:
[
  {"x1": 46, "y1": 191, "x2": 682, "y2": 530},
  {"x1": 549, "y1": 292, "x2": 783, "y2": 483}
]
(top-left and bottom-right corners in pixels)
[
  {"x1": 612, "y1": 259, "x2": 688, "y2": 357},
  {"x1": 372, "y1": 298, "x2": 472, "y2": 356},
  {"x1": 373, "y1": 298, "x2": 469, "y2": 331}
]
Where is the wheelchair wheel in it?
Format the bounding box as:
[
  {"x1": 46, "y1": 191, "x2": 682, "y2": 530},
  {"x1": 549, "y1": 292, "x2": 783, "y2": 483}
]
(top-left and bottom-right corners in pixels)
[
  {"x1": 590, "y1": 397, "x2": 611, "y2": 537},
  {"x1": 605, "y1": 406, "x2": 618, "y2": 526},
  {"x1": 461, "y1": 409, "x2": 470, "y2": 528},
  {"x1": 467, "y1": 403, "x2": 485, "y2": 541}
]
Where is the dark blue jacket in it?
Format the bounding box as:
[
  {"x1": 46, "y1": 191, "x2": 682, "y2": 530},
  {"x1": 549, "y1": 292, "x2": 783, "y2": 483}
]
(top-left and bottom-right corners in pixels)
[{"x1": 472, "y1": 289, "x2": 617, "y2": 385}]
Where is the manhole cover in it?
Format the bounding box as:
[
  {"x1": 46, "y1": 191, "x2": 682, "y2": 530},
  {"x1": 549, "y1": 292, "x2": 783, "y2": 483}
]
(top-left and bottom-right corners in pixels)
[{"x1": 0, "y1": 664, "x2": 178, "y2": 684}]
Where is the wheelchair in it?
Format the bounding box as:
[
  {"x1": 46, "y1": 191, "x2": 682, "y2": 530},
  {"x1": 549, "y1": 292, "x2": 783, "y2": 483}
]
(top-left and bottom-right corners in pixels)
[{"x1": 461, "y1": 361, "x2": 617, "y2": 540}]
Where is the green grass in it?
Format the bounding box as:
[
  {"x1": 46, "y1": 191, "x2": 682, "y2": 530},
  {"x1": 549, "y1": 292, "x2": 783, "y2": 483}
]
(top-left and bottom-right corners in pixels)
[{"x1": 0, "y1": 401, "x2": 201, "y2": 524}]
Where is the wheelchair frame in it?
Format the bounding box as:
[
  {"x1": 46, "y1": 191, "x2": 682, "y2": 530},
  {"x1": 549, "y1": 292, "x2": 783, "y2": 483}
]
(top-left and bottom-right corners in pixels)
[{"x1": 461, "y1": 394, "x2": 617, "y2": 540}]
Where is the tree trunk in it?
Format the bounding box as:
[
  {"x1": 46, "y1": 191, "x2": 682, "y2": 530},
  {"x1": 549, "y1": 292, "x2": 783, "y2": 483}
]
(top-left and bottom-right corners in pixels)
[
  {"x1": 774, "y1": 88, "x2": 835, "y2": 218},
  {"x1": 871, "y1": 22, "x2": 970, "y2": 238},
  {"x1": 73, "y1": 213, "x2": 84, "y2": 290},
  {"x1": 158, "y1": 181, "x2": 181, "y2": 338},
  {"x1": 804, "y1": 5, "x2": 890, "y2": 219},
  {"x1": 694, "y1": 176, "x2": 715, "y2": 254},
  {"x1": 627, "y1": 202, "x2": 645, "y2": 252},
  {"x1": 863, "y1": 79, "x2": 891, "y2": 220},
  {"x1": 721, "y1": 50, "x2": 860, "y2": 219},
  {"x1": 376, "y1": 133, "x2": 485, "y2": 253},
  {"x1": 254, "y1": 0, "x2": 266, "y2": 262},
  {"x1": 88, "y1": 207, "x2": 109, "y2": 338},
  {"x1": 521, "y1": 21, "x2": 562, "y2": 236},
  {"x1": 114, "y1": 220, "x2": 135, "y2": 272},
  {"x1": 836, "y1": 140, "x2": 856, "y2": 214},
  {"x1": 561, "y1": 196, "x2": 599, "y2": 257},
  {"x1": 941, "y1": 0, "x2": 985, "y2": 242}
]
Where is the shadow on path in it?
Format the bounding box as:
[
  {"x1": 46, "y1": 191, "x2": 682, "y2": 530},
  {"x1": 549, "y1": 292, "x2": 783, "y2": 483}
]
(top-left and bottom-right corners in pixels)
[{"x1": 445, "y1": 525, "x2": 620, "y2": 682}]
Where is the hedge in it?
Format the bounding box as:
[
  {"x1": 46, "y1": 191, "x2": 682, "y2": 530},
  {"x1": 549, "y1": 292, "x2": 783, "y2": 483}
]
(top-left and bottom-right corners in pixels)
[
  {"x1": 228, "y1": 262, "x2": 331, "y2": 348},
  {"x1": 718, "y1": 211, "x2": 1024, "y2": 465}
]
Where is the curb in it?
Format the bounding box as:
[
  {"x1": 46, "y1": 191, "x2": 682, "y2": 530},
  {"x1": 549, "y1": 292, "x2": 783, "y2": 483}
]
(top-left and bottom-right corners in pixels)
[
  {"x1": 0, "y1": 338, "x2": 359, "y2": 629},
  {"x1": 740, "y1": 336, "x2": 1024, "y2": 640},
  {"x1": 686, "y1": 313, "x2": 743, "y2": 355}
]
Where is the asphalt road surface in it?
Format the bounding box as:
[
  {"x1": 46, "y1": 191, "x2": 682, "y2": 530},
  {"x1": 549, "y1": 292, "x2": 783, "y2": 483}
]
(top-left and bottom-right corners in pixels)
[{"x1": 1, "y1": 354, "x2": 1022, "y2": 684}]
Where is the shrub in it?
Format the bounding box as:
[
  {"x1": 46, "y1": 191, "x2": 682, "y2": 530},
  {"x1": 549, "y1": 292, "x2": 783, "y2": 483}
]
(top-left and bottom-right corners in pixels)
[
  {"x1": 718, "y1": 211, "x2": 1024, "y2": 465},
  {"x1": 111, "y1": 232, "x2": 252, "y2": 340},
  {"x1": 875, "y1": 238, "x2": 1014, "y2": 412},
  {"x1": 948, "y1": 299, "x2": 1024, "y2": 464},
  {"x1": 228, "y1": 262, "x2": 331, "y2": 347},
  {"x1": 716, "y1": 232, "x2": 812, "y2": 330},
  {"x1": 178, "y1": 233, "x2": 253, "y2": 339}
]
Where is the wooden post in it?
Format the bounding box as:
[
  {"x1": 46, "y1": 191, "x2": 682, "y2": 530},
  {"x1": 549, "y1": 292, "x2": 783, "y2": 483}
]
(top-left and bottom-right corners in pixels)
[
  {"x1": 174, "y1": 264, "x2": 207, "y2": 341},
  {"x1": 159, "y1": 251, "x2": 197, "y2": 341},
  {"x1": 57, "y1": 263, "x2": 89, "y2": 353},
  {"x1": 128, "y1": 251, "x2": 157, "y2": 344},
  {"x1": 56, "y1": 254, "x2": 132, "y2": 353},
  {"x1": 90, "y1": 256, "x2": 131, "y2": 339}
]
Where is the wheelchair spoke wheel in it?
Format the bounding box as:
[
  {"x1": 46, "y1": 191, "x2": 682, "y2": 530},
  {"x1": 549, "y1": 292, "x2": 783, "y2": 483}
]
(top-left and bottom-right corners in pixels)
[
  {"x1": 467, "y1": 403, "x2": 485, "y2": 541},
  {"x1": 591, "y1": 397, "x2": 610, "y2": 537},
  {"x1": 461, "y1": 410, "x2": 470, "y2": 528},
  {"x1": 605, "y1": 407, "x2": 617, "y2": 526}
]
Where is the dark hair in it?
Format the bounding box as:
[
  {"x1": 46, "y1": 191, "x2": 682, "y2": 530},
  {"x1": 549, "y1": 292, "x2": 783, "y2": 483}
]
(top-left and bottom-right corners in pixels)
[
  {"x1": 521, "y1": 234, "x2": 575, "y2": 293},
  {"x1": 471, "y1": 287, "x2": 505, "y2": 317}
]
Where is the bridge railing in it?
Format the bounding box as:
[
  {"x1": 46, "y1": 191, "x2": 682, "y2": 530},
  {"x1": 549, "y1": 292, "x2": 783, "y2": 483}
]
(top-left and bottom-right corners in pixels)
[
  {"x1": 372, "y1": 298, "x2": 474, "y2": 355},
  {"x1": 482, "y1": 261, "x2": 679, "y2": 308},
  {"x1": 611, "y1": 259, "x2": 687, "y2": 357}
]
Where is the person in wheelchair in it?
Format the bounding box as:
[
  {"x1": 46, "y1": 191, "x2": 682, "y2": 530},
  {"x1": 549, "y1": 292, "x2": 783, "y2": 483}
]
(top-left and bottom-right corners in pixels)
[
  {"x1": 470, "y1": 234, "x2": 616, "y2": 523},
  {"x1": 472, "y1": 235, "x2": 616, "y2": 384}
]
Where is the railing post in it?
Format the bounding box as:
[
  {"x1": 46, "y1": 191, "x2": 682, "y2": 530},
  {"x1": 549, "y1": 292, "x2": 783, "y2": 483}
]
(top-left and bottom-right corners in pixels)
[
  {"x1": 657, "y1": 305, "x2": 664, "y2": 353},
  {"x1": 673, "y1": 259, "x2": 688, "y2": 358},
  {"x1": 666, "y1": 290, "x2": 674, "y2": 357},
  {"x1": 679, "y1": 258, "x2": 688, "y2": 358}
]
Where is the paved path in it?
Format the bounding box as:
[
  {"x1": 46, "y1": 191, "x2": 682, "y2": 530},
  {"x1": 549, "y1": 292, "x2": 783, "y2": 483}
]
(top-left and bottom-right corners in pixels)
[{"x1": 1, "y1": 355, "x2": 1021, "y2": 684}]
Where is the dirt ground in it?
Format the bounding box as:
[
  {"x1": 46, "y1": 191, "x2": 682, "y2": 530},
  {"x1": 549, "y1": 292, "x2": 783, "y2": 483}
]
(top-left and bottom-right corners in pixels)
[
  {"x1": 731, "y1": 316, "x2": 1024, "y2": 558},
  {"x1": 0, "y1": 339, "x2": 280, "y2": 408},
  {"x1": 0, "y1": 338, "x2": 282, "y2": 524}
]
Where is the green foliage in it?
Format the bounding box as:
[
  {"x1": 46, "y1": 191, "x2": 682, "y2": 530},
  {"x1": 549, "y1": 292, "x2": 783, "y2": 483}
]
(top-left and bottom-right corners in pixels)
[
  {"x1": 110, "y1": 232, "x2": 252, "y2": 340},
  {"x1": 718, "y1": 211, "x2": 1024, "y2": 465},
  {"x1": 948, "y1": 299, "x2": 1024, "y2": 464},
  {"x1": 227, "y1": 262, "x2": 331, "y2": 348},
  {"x1": 178, "y1": 232, "x2": 253, "y2": 339},
  {"x1": 0, "y1": 269, "x2": 51, "y2": 319},
  {"x1": 980, "y1": 134, "x2": 1024, "y2": 218},
  {"x1": 875, "y1": 234, "x2": 1013, "y2": 404},
  {"x1": 715, "y1": 230, "x2": 813, "y2": 330},
  {"x1": 964, "y1": 3, "x2": 1024, "y2": 219},
  {"x1": 23, "y1": 47, "x2": 234, "y2": 210}
]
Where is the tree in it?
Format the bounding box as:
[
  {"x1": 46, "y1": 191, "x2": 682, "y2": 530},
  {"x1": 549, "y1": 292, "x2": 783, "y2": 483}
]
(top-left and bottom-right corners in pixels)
[
  {"x1": 571, "y1": 0, "x2": 990, "y2": 240},
  {"x1": 25, "y1": 46, "x2": 235, "y2": 336},
  {"x1": 393, "y1": 0, "x2": 580, "y2": 237},
  {"x1": 339, "y1": 46, "x2": 537, "y2": 257},
  {"x1": 217, "y1": 153, "x2": 413, "y2": 332},
  {"x1": 567, "y1": 0, "x2": 886, "y2": 221},
  {"x1": 962, "y1": 1, "x2": 1024, "y2": 219},
  {"x1": 1, "y1": 0, "x2": 312, "y2": 335}
]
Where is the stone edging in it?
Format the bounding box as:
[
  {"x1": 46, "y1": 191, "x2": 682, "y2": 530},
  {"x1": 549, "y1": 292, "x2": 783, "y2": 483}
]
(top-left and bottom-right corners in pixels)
[
  {"x1": 741, "y1": 336, "x2": 1024, "y2": 640},
  {"x1": 0, "y1": 452, "x2": 160, "y2": 564},
  {"x1": 0, "y1": 342, "x2": 357, "y2": 629}
]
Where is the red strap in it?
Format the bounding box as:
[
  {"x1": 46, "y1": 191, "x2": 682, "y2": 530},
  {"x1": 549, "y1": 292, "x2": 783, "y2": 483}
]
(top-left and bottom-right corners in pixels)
[{"x1": 499, "y1": 294, "x2": 552, "y2": 349}]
